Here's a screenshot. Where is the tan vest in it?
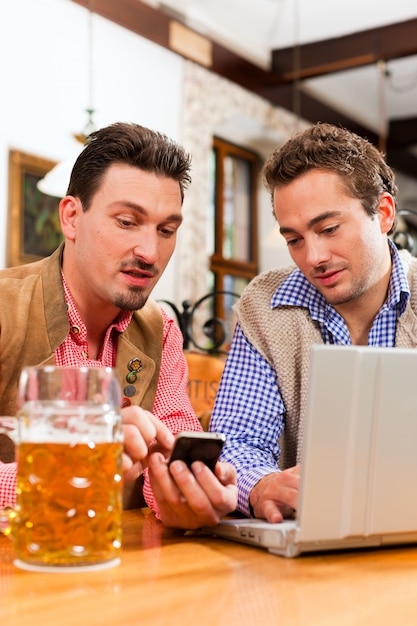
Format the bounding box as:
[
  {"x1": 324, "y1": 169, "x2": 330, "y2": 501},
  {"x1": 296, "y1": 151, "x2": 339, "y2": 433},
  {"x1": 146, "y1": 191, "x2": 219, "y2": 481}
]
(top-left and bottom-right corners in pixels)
[
  {"x1": 0, "y1": 243, "x2": 164, "y2": 507},
  {"x1": 235, "y1": 249, "x2": 417, "y2": 469}
]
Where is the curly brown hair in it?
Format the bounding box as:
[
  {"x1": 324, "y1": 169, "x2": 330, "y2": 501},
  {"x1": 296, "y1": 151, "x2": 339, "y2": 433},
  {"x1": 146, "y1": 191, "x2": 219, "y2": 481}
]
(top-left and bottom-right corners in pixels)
[{"x1": 263, "y1": 122, "x2": 398, "y2": 235}]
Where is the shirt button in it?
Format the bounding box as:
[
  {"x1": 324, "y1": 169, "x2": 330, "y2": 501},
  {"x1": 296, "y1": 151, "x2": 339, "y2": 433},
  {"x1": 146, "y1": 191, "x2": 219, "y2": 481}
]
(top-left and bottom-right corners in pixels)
[{"x1": 71, "y1": 325, "x2": 81, "y2": 335}]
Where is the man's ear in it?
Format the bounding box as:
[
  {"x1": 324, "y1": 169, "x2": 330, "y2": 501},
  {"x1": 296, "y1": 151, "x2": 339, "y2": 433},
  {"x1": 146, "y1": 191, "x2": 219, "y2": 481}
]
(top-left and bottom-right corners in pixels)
[
  {"x1": 378, "y1": 192, "x2": 396, "y2": 234},
  {"x1": 59, "y1": 196, "x2": 81, "y2": 241}
]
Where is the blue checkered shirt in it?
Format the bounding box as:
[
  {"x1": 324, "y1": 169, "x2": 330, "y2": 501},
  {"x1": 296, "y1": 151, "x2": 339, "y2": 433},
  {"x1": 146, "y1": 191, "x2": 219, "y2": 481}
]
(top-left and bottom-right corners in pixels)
[{"x1": 210, "y1": 241, "x2": 410, "y2": 515}]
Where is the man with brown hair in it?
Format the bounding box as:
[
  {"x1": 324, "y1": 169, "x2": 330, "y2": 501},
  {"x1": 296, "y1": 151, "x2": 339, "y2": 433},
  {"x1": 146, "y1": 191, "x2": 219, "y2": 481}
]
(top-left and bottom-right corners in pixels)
[
  {"x1": 0, "y1": 122, "x2": 237, "y2": 529},
  {"x1": 211, "y1": 122, "x2": 417, "y2": 522}
]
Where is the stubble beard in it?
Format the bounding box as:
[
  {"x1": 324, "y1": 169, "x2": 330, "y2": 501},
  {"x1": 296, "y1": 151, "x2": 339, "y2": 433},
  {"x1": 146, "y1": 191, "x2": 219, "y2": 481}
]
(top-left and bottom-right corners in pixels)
[{"x1": 317, "y1": 277, "x2": 369, "y2": 308}]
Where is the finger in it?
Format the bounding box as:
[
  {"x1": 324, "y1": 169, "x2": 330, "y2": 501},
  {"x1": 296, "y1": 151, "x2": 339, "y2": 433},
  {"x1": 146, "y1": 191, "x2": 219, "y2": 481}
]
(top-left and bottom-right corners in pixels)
[
  {"x1": 192, "y1": 461, "x2": 238, "y2": 517},
  {"x1": 214, "y1": 461, "x2": 237, "y2": 486},
  {"x1": 140, "y1": 411, "x2": 175, "y2": 450},
  {"x1": 261, "y1": 500, "x2": 284, "y2": 524},
  {"x1": 172, "y1": 460, "x2": 237, "y2": 521},
  {"x1": 148, "y1": 453, "x2": 187, "y2": 508},
  {"x1": 250, "y1": 471, "x2": 299, "y2": 522},
  {"x1": 286, "y1": 464, "x2": 302, "y2": 480},
  {"x1": 148, "y1": 454, "x2": 202, "y2": 529},
  {"x1": 282, "y1": 466, "x2": 300, "y2": 484},
  {"x1": 121, "y1": 407, "x2": 174, "y2": 463},
  {"x1": 122, "y1": 423, "x2": 149, "y2": 463},
  {"x1": 122, "y1": 455, "x2": 143, "y2": 485},
  {"x1": 160, "y1": 458, "x2": 215, "y2": 514},
  {"x1": 169, "y1": 460, "x2": 217, "y2": 519},
  {"x1": 149, "y1": 455, "x2": 238, "y2": 529},
  {"x1": 121, "y1": 406, "x2": 174, "y2": 446},
  {"x1": 277, "y1": 484, "x2": 298, "y2": 511}
]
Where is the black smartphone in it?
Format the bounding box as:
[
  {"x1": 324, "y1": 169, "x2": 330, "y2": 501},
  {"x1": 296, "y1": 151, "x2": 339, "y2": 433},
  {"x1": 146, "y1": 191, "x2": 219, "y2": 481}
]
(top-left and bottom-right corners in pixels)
[{"x1": 168, "y1": 431, "x2": 226, "y2": 472}]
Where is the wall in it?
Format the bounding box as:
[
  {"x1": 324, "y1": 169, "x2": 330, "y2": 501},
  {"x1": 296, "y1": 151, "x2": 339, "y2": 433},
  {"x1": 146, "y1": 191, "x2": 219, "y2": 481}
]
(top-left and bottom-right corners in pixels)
[{"x1": 178, "y1": 61, "x2": 301, "y2": 303}]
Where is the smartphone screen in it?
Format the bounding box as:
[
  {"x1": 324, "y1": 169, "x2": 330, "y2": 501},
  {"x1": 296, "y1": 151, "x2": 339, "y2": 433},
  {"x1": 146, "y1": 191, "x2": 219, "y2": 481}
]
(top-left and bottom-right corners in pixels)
[{"x1": 168, "y1": 431, "x2": 226, "y2": 472}]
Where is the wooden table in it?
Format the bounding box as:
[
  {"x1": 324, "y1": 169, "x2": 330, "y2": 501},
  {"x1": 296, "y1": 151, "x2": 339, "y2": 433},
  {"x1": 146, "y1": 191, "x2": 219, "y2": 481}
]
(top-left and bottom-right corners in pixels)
[{"x1": 1, "y1": 509, "x2": 417, "y2": 626}]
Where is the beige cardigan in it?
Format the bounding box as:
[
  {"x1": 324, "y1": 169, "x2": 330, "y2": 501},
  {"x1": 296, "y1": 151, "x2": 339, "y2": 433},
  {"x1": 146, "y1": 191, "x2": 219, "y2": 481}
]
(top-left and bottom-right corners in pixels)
[{"x1": 235, "y1": 249, "x2": 417, "y2": 469}]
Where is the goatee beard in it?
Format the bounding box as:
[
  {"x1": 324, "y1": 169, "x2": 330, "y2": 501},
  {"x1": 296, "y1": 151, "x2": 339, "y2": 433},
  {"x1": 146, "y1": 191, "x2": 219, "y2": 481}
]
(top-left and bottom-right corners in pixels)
[{"x1": 113, "y1": 287, "x2": 148, "y2": 311}]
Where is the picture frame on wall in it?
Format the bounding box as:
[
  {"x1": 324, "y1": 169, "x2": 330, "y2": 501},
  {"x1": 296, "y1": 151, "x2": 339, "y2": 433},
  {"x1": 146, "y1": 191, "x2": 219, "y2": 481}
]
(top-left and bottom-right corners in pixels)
[{"x1": 7, "y1": 149, "x2": 63, "y2": 267}]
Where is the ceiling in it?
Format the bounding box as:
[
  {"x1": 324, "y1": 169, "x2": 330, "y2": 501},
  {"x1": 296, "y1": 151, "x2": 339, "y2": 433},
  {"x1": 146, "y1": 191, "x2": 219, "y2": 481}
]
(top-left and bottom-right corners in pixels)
[{"x1": 72, "y1": 0, "x2": 417, "y2": 180}]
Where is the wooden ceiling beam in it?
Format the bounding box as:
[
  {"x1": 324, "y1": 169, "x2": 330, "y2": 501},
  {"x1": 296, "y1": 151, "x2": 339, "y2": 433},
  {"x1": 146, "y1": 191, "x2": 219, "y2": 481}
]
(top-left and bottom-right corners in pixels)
[
  {"x1": 389, "y1": 117, "x2": 417, "y2": 147},
  {"x1": 71, "y1": 0, "x2": 171, "y2": 47},
  {"x1": 271, "y1": 18, "x2": 417, "y2": 82},
  {"x1": 386, "y1": 148, "x2": 417, "y2": 180}
]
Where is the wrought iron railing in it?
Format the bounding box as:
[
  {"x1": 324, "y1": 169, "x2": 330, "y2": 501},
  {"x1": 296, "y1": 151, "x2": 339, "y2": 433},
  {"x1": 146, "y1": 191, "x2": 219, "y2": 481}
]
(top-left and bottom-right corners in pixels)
[{"x1": 158, "y1": 290, "x2": 240, "y2": 355}]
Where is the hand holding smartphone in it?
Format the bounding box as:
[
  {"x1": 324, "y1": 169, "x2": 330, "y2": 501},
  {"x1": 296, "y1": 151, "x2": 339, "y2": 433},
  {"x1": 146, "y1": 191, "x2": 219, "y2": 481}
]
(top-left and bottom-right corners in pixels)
[{"x1": 168, "y1": 431, "x2": 226, "y2": 472}]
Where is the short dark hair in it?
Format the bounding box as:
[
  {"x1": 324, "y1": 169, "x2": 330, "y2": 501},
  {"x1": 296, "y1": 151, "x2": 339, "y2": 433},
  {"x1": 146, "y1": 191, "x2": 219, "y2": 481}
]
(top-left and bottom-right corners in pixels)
[
  {"x1": 66, "y1": 122, "x2": 192, "y2": 209},
  {"x1": 263, "y1": 122, "x2": 398, "y2": 234}
]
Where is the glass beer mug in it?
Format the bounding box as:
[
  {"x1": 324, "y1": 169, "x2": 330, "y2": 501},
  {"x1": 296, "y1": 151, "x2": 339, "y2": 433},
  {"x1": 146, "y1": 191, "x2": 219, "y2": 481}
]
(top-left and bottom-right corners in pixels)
[{"x1": 0, "y1": 366, "x2": 124, "y2": 572}]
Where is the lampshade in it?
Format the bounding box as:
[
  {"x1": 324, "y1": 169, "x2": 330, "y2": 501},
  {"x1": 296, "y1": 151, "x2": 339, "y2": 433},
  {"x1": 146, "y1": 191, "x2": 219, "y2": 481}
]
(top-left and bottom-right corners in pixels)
[{"x1": 37, "y1": 139, "x2": 83, "y2": 198}]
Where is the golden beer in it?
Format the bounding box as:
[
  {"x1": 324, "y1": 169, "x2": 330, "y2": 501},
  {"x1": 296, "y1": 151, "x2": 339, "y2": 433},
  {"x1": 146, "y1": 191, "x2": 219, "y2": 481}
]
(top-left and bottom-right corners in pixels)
[{"x1": 14, "y1": 441, "x2": 123, "y2": 568}]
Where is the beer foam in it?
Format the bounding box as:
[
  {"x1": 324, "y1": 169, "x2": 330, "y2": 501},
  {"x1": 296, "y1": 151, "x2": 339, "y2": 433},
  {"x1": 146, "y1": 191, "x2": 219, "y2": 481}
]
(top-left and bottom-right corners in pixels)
[{"x1": 18, "y1": 404, "x2": 122, "y2": 444}]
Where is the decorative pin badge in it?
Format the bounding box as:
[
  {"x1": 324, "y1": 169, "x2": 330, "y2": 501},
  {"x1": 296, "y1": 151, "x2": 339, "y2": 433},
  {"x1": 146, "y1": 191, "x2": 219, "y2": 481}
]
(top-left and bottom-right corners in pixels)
[{"x1": 128, "y1": 358, "x2": 143, "y2": 373}]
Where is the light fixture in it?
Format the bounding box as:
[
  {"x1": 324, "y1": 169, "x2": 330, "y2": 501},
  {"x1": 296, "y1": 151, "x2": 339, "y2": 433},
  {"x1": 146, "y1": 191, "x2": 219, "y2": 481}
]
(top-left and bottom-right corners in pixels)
[
  {"x1": 377, "y1": 59, "x2": 388, "y2": 154},
  {"x1": 37, "y1": 0, "x2": 96, "y2": 198}
]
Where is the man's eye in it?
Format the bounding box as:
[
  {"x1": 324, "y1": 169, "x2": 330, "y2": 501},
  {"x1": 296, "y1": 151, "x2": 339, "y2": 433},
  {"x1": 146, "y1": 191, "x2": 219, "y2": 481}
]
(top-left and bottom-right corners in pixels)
[
  {"x1": 286, "y1": 238, "x2": 300, "y2": 247},
  {"x1": 118, "y1": 218, "x2": 134, "y2": 227},
  {"x1": 160, "y1": 228, "x2": 176, "y2": 238},
  {"x1": 323, "y1": 225, "x2": 339, "y2": 235}
]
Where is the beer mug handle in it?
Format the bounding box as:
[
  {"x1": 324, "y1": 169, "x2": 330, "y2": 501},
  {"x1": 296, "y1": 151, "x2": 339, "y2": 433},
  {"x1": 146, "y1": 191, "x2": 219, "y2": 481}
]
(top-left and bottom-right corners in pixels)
[
  {"x1": 0, "y1": 417, "x2": 18, "y2": 537},
  {"x1": 0, "y1": 417, "x2": 17, "y2": 443},
  {"x1": 0, "y1": 507, "x2": 16, "y2": 536},
  {"x1": 0, "y1": 416, "x2": 17, "y2": 467}
]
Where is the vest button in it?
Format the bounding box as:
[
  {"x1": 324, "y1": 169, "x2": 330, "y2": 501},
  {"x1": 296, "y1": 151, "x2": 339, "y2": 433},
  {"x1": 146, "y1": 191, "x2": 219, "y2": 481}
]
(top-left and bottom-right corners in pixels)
[{"x1": 123, "y1": 384, "x2": 136, "y2": 398}]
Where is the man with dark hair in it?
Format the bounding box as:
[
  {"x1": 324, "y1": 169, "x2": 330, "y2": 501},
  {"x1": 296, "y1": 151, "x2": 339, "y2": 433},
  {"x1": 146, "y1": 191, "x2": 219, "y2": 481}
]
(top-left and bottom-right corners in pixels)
[
  {"x1": 210, "y1": 122, "x2": 417, "y2": 523},
  {"x1": 0, "y1": 122, "x2": 237, "y2": 529}
]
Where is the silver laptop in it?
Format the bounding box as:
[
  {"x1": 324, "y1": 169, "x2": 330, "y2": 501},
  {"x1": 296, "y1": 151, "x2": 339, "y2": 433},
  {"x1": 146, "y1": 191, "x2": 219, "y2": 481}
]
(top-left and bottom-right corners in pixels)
[{"x1": 203, "y1": 345, "x2": 417, "y2": 557}]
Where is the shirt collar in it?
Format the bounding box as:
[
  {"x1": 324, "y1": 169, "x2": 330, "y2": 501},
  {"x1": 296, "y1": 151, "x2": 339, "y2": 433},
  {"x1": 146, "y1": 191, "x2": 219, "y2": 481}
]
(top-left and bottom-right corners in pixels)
[
  {"x1": 271, "y1": 239, "x2": 410, "y2": 318},
  {"x1": 61, "y1": 272, "x2": 133, "y2": 337}
]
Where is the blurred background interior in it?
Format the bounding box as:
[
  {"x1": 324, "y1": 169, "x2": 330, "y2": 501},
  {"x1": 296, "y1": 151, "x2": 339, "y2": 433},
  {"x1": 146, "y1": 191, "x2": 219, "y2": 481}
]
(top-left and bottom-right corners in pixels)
[{"x1": 2, "y1": 0, "x2": 417, "y2": 311}]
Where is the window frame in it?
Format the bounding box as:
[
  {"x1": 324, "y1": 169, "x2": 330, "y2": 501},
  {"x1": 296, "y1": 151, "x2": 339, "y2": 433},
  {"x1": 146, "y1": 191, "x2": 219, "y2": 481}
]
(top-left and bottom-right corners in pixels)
[{"x1": 209, "y1": 137, "x2": 260, "y2": 295}]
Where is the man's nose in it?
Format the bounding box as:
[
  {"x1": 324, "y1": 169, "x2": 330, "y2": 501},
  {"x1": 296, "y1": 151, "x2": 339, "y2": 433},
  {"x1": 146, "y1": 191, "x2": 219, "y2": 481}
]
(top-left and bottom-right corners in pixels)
[
  {"x1": 132, "y1": 231, "x2": 159, "y2": 264},
  {"x1": 304, "y1": 237, "x2": 330, "y2": 268}
]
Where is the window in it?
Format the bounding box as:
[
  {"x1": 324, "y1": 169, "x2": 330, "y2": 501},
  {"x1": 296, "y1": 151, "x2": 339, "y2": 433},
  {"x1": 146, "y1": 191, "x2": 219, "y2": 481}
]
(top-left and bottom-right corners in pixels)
[{"x1": 208, "y1": 137, "x2": 259, "y2": 297}]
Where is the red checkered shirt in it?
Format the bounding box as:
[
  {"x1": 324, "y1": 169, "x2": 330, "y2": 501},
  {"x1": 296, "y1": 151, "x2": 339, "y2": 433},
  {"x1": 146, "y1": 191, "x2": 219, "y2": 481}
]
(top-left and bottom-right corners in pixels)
[{"x1": 0, "y1": 277, "x2": 200, "y2": 515}]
